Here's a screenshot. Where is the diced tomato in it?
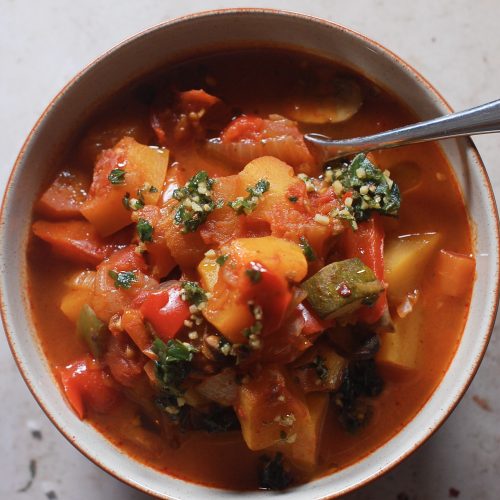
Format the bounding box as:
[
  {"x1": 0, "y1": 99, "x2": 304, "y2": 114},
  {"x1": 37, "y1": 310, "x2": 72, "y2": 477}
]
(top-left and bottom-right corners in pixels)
[
  {"x1": 342, "y1": 215, "x2": 387, "y2": 323},
  {"x1": 32, "y1": 219, "x2": 126, "y2": 266},
  {"x1": 36, "y1": 170, "x2": 89, "y2": 219},
  {"x1": 57, "y1": 357, "x2": 119, "y2": 419},
  {"x1": 297, "y1": 303, "x2": 329, "y2": 335},
  {"x1": 221, "y1": 115, "x2": 265, "y2": 142},
  {"x1": 105, "y1": 245, "x2": 148, "y2": 273},
  {"x1": 105, "y1": 334, "x2": 146, "y2": 387},
  {"x1": 139, "y1": 284, "x2": 190, "y2": 341}
]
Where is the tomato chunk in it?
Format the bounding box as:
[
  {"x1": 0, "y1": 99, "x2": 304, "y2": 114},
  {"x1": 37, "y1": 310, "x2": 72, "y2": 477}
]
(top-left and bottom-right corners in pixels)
[
  {"x1": 33, "y1": 220, "x2": 116, "y2": 266},
  {"x1": 57, "y1": 357, "x2": 119, "y2": 419},
  {"x1": 140, "y1": 285, "x2": 190, "y2": 341},
  {"x1": 36, "y1": 170, "x2": 89, "y2": 219}
]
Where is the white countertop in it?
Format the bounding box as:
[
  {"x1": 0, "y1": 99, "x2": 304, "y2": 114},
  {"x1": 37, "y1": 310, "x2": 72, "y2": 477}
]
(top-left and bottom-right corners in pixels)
[{"x1": 1, "y1": 1, "x2": 499, "y2": 499}]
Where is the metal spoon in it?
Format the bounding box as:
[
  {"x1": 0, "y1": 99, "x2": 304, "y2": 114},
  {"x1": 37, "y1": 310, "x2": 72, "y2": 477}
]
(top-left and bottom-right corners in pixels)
[{"x1": 304, "y1": 99, "x2": 500, "y2": 160}]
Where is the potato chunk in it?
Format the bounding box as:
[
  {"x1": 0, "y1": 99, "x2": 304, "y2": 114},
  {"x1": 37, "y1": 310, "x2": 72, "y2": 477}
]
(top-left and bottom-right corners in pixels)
[
  {"x1": 81, "y1": 137, "x2": 169, "y2": 236},
  {"x1": 384, "y1": 232, "x2": 441, "y2": 303}
]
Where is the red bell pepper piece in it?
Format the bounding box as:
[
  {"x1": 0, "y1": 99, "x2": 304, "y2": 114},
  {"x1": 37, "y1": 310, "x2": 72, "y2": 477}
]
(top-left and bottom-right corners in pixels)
[
  {"x1": 139, "y1": 284, "x2": 190, "y2": 341},
  {"x1": 342, "y1": 215, "x2": 388, "y2": 324},
  {"x1": 57, "y1": 357, "x2": 119, "y2": 419}
]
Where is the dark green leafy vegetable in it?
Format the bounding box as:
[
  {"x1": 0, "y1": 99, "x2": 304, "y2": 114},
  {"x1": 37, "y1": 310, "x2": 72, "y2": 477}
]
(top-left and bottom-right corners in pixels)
[
  {"x1": 334, "y1": 359, "x2": 384, "y2": 433},
  {"x1": 259, "y1": 453, "x2": 293, "y2": 490},
  {"x1": 181, "y1": 281, "x2": 207, "y2": 306},
  {"x1": 288, "y1": 195, "x2": 298, "y2": 203},
  {"x1": 136, "y1": 218, "x2": 153, "y2": 242},
  {"x1": 108, "y1": 270, "x2": 138, "y2": 289},
  {"x1": 173, "y1": 171, "x2": 217, "y2": 233},
  {"x1": 108, "y1": 168, "x2": 126, "y2": 185},
  {"x1": 228, "y1": 178, "x2": 270, "y2": 215},
  {"x1": 76, "y1": 304, "x2": 109, "y2": 358},
  {"x1": 299, "y1": 236, "x2": 316, "y2": 262},
  {"x1": 327, "y1": 153, "x2": 400, "y2": 225},
  {"x1": 301, "y1": 258, "x2": 384, "y2": 320}
]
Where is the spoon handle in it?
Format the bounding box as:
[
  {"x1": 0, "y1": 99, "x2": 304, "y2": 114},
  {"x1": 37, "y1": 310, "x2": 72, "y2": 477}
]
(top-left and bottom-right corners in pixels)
[{"x1": 305, "y1": 99, "x2": 500, "y2": 159}]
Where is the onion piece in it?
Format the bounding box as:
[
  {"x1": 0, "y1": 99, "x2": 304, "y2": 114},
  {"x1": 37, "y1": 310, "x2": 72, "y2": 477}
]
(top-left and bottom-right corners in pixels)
[
  {"x1": 284, "y1": 78, "x2": 363, "y2": 124},
  {"x1": 65, "y1": 270, "x2": 96, "y2": 290}
]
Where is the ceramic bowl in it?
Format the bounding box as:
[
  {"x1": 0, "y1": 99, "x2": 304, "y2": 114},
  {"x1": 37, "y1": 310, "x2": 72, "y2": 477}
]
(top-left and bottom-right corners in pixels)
[{"x1": 1, "y1": 9, "x2": 498, "y2": 500}]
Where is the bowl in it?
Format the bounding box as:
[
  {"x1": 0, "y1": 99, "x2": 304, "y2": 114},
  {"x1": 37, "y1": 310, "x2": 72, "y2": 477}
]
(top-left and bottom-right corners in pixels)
[{"x1": 1, "y1": 8, "x2": 499, "y2": 499}]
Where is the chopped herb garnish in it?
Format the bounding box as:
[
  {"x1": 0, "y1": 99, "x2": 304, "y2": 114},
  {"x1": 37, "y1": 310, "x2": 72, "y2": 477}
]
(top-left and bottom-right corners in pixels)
[
  {"x1": 173, "y1": 171, "x2": 217, "y2": 233},
  {"x1": 149, "y1": 185, "x2": 158, "y2": 193},
  {"x1": 153, "y1": 338, "x2": 197, "y2": 408},
  {"x1": 245, "y1": 268, "x2": 262, "y2": 284},
  {"x1": 122, "y1": 192, "x2": 144, "y2": 211},
  {"x1": 228, "y1": 178, "x2": 270, "y2": 215},
  {"x1": 242, "y1": 303, "x2": 263, "y2": 349},
  {"x1": 108, "y1": 168, "x2": 126, "y2": 185},
  {"x1": 326, "y1": 154, "x2": 401, "y2": 228},
  {"x1": 181, "y1": 281, "x2": 208, "y2": 306},
  {"x1": 137, "y1": 218, "x2": 153, "y2": 242},
  {"x1": 108, "y1": 270, "x2": 138, "y2": 289},
  {"x1": 216, "y1": 254, "x2": 229, "y2": 266},
  {"x1": 288, "y1": 195, "x2": 298, "y2": 203},
  {"x1": 259, "y1": 453, "x2": 293, "y2": 491},
  {"x1": 299, "y1": 236, "x2": 316, "y2": 262}
]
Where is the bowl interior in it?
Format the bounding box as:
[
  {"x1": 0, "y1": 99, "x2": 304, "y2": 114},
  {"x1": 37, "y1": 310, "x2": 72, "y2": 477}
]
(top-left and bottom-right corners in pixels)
[{"x1": 1, "y1": 9, "x2": 498, "y2": 500}]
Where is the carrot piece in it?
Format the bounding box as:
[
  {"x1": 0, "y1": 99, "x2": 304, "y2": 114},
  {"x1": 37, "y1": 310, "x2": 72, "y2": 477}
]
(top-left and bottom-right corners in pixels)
[
  {"x1": 36, "y1": 169, "x2": 89, "y2": 219},
  {"x1": 342, "y1": 215, "x2": 388, "y2": 323},
  {"x1": 33, "y1": 220, "x2": 110, "y2": 266},
  {"x1": 435, "y1": 249, "x2": 475, "y2": 297},
  {"x1": 57, "y1": 357, "x2": 119, "y2": 419}
]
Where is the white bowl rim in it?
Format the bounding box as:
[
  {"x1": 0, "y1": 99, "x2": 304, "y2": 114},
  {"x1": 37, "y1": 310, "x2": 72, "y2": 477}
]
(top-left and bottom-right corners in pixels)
[{"x1": 1, "y1": 7, "x2": 499, "y2": 499}]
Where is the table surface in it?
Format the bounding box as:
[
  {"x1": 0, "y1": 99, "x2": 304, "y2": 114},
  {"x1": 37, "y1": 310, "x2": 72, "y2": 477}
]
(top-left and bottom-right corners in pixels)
[{"x1": 1, "y1": 1, "x2": 499, "y2": 499}]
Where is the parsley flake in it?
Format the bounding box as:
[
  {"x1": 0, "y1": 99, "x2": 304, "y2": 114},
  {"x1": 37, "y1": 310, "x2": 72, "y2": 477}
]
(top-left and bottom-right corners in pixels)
[
  {"x1": 181, "y1": 281, "x2": 208, "y2": 306},
  {"x1": 137, "y1": 218, "x2": 153, "y2": 242},
  {"x1": 228, "y1": 178, "x2": 270, "y2": 215},
  {"x1": 173, "y1": 171, "x2": 217, "y2": 233},
  {"x1": 108, "y1": 270, "x2": 138, "y2": 289},
  {"x1": 108, "y1": 168, "x2": 126, "y2": 185},
  {"x1": 299, "y1": 236, "x2": 316, "y2": 262},
  {"x1": 216, "y1": 254, "x2": 229, "y2": 266},
  {"x1": 245, "y1": 268, "x2": 262, "y2": 284}
]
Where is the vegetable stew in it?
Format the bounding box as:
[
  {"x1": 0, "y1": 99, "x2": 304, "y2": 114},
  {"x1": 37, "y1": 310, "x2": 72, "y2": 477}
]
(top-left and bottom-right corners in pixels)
[{"x1": 28, "y1": 49, "x2": 474, "y2": 490}]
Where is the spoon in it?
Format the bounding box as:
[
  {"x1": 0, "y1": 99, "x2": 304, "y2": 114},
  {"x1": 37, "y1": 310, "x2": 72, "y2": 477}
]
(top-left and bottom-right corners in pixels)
[{"x1": 304, "y1": 99, "x2": 500, "y2": 160}]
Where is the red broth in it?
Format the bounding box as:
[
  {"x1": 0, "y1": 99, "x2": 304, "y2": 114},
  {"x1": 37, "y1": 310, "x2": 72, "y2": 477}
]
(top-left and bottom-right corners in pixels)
[{"x1": 28, "y1": 49, "x2": 473, "y2": 490}]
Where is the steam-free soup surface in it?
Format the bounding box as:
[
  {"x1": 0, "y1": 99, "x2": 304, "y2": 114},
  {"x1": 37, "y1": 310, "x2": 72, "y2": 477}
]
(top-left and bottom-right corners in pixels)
[{"x1": 28, "y1": 49, "x2": 474, "y2": 490}]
